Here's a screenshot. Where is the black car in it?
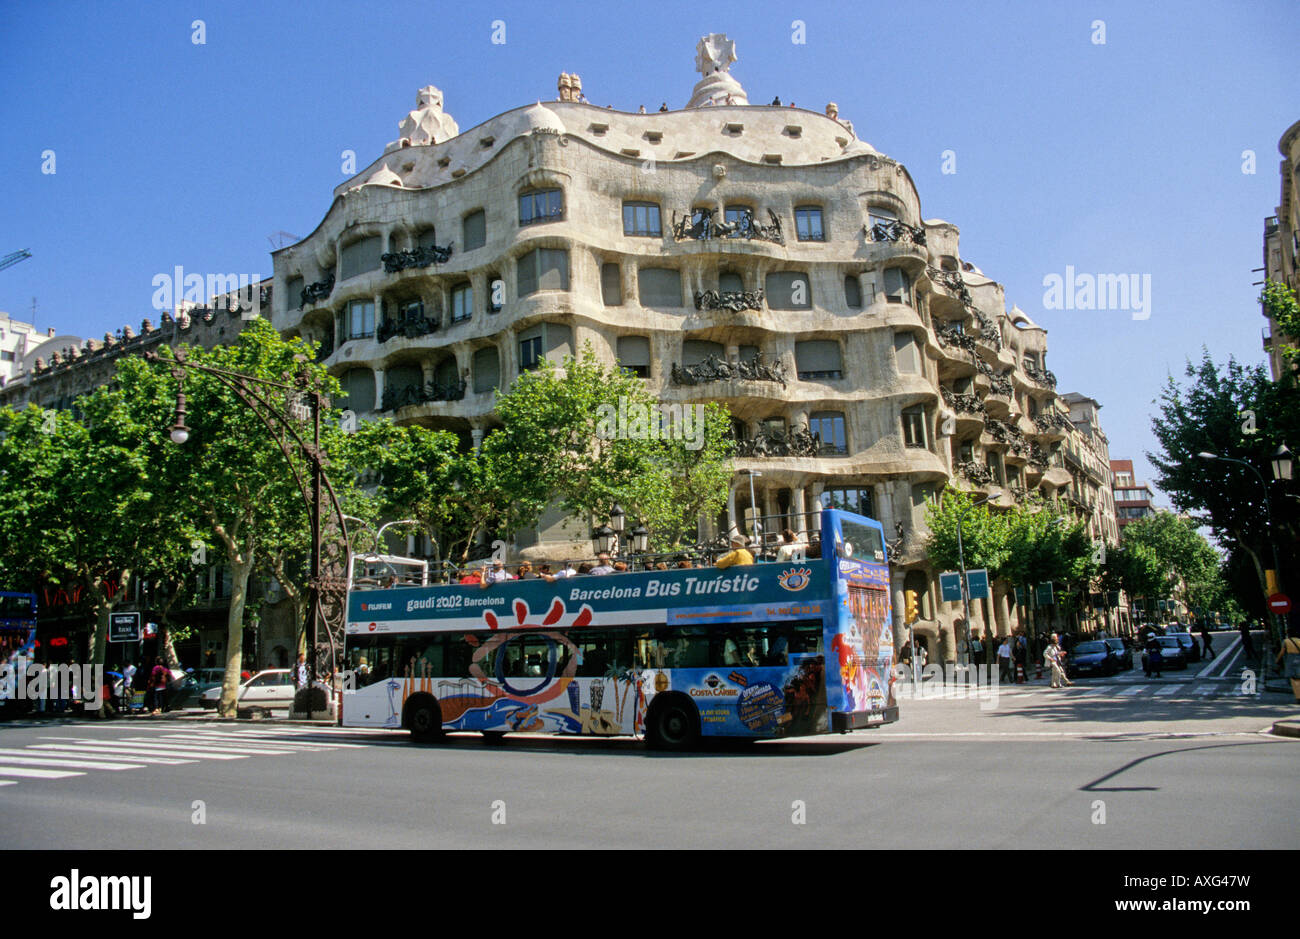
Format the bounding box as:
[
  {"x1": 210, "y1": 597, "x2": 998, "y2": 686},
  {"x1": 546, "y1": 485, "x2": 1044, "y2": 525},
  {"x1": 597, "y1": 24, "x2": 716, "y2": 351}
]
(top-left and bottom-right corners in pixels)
[
  {"x1": 1065, "y1": 641, "x2": 1119, "y2": 678},
  {"x1": 1166, "y1": 631, "x2": 1201, "y2": 663},
  {"x1": 1103, "y1": 637, "x2": 1133, "y2": 670},
  {"x1": 1143, "y1": 636, "x2": 1188, "y2": 672}
]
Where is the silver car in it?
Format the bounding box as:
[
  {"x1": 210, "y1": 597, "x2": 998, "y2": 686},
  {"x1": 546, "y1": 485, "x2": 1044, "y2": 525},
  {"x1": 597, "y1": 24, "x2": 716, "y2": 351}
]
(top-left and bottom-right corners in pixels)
[{"x1": 200, "y1": 669, "x2": 296, "y2": 715}]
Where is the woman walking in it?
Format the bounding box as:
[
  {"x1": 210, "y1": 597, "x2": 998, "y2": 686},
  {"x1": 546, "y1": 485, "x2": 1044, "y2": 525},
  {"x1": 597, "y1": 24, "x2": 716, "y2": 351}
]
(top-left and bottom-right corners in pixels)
[{"x1": 149, "y1": 657, "x2": 169, "y2": 716}]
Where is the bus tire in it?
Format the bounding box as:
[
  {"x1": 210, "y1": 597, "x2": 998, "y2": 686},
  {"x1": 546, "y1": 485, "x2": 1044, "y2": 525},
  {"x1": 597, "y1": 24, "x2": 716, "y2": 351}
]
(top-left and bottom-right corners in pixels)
[
  {"x1": 481, "y1": 730, "x2": 508, "y2": 744},
  {"x1": 645, "y1": 694, "x2": 700, "y2": 751},
  {"x1": 404, "y1": 694, "x2": 443, "y2": 742}
]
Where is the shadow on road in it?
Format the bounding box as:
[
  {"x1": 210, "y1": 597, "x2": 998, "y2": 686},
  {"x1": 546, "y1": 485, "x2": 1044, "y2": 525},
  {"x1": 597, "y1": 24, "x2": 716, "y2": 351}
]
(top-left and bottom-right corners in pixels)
[
  {"x1": 407, "y1": 732, "x2": 883, "y2": 758},
  {"x1": 1079, "y1": 739, "x2": 1277, "y2": 792}
]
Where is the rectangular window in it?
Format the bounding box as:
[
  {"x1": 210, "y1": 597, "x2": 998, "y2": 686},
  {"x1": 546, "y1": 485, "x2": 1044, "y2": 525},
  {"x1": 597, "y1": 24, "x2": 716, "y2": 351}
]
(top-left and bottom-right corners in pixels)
[
  {"x1": 520, "y1": 335, "x2": 543, "y2": 371},
  {"x1": 883, "y1": 267, "x2": 911, "y2": 304},
  {"x1": 796, "y1": 339, "x2": 843, "y2": 380},
  {"x1": 518, "y1": 248, "x2": 570, "y2": 296},
  {"x1": 451, "y1": 284, "x2": 473, "y2": 322},
  {"x1": 902, "y1": 406, "x2": 927, "y2": 448},
  {"x1": 617, "y1": 335, "x2": 651, "y2": 378},
  {"x1": 622, "y1": 202, "x2": 662, "y2": 236},
  {"x1": 285, "y1": 276, "x2": 303, "y2": 310},
  {"x1": 472, "y1": 347, "x2": 500, "y2": 394},
  {"x1": 601, "y1": 263, "x2": 622, "y2": 306},
  {"x1": 844, "y1": 275, "x2": 862, "y2": 309},
  {"x1": 347, "y1": 300, "x2": 375, "y2": 339},
  {"x1": 893, "y1": 332, "x2": 921, "y2": 374},
  {"x1": 0, "y1": 350, "x2": 14, "y2": 362},
  {"x1": 809, "y1": 411, "x2": 847, "y2": 454},
  {"x1": 519, "y1": 189, "x2": 564, "y2": 226},
  {"x1": 638, "y1": 267, "x2": 682, "y2": 308},
  {"x1": 765, "y1": 271, "x2": 812, "y2": 310},
  {"x1": 463, "y1": 210, "x2": 487, "y2": 251},
  {"x1": 795, "y1": 206, "x2": 825, "y2": 242},
  {"x1": 724, "y1": 205, "x2": 754, "y2": 238},
  {"x1": 820, "y1": 488, "x2": 873, "y2": 517},
  {"x1": 340, "y1": 236, "x2": 382, "y2": 280}
]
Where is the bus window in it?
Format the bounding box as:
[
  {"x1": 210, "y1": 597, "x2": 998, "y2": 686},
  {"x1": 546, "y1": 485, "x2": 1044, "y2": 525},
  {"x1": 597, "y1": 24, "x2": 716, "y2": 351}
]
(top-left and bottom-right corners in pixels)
[
  {"x1": 519, "y1": 636, "x2": 552, "y2": 677},
  {"x1": 718, "y1": 631, "x2": 760, "y2": 667},
  {"x1": 790, "y1": 622, "x2": 823, "y2": 655},
  {"x1": 499, "y1": 638, "x2": 525, "y2": 677},
  {"x1": 655, "y1": 627, "x2": 710, "y2": 669},
  {"x1": 575, "y1": 634, "x2": 613, "y2": 677},
  {"x1": 763, "y1": 627, "x2": 791, "y2": 666},
  {"x1": 447, "y1": 636, "x2": 476, "y2": 678}
]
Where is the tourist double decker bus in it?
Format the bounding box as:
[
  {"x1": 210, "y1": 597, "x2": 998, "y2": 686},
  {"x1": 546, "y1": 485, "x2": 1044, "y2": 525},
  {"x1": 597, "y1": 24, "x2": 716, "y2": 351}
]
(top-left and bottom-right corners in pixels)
[
  {"x1": 341, "y1": 508, "x2": 897, "y2": 749},
  {"x1": 0, "y1": 591, "x2": 38, "y2": 711}
]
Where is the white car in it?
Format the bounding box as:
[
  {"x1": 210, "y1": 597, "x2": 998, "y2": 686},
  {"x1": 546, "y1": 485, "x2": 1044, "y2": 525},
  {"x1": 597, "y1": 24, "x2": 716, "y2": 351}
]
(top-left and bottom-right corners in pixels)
[{"x1": 200, "y1": 669, "x2": 297, "y2": 715}]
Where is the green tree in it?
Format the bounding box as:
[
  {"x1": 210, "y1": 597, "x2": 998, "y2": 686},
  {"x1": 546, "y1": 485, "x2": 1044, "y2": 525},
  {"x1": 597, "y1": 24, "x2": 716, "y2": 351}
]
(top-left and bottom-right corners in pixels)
[{"x1": 1262, "y1": 279, "x2": 1300, "y2": 368}]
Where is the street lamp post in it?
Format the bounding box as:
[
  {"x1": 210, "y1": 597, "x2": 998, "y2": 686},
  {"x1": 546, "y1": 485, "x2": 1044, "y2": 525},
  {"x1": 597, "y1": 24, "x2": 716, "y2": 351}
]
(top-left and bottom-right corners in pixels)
[
  {"x1": 954, "y1": 494, "x2": 993, "y2": 668},
  {"x1": 146, "y1": 348, "x2": 352, "y2": 715},
  {"x1": 1197, "y1": 449, "x2": 1291, "y2": 654}
]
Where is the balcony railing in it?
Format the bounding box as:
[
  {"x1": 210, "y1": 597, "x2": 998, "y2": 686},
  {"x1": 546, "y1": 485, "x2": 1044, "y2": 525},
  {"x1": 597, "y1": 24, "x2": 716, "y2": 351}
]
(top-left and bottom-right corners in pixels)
[
  {"x1": 867, "y1": 220, "x2": 927, "y2": 245},
  {"x1": 1033, "y1": 412, "x2": 1073, "y2": 435},
  {"x1": 1028, "y1": 443, "x2": 1051, "y2": 470},
  {"x1": 301, "y1": 274, "x2": 335, "y2": 306},
  {"x1": 670, "y1": 352, "x2": 788, "y2": 387},
  {"x1": 936, "y1": 325, "x2": 977, "y2": 354},
  {"x1": 377, "y1": 315, "x2": 441, "y2": 343},
  {"x1": 732, "y1": 422, "x2": 830, "y2": 458},
  {"x1": 985, "y1": 418, "x2": 1028, "y2": 454},
  {"x1": 381, "y1": 242, "x2": 454, "y2": 273},
  {"x1": 380, "y1": 378, "x2": 467, "y2": 411},
  {"x1": 956, "y1": 461, "x2": 996, "y2": 485},
  {"x1": 1023, "y1": 363, "x2": 1057, "y2": 388},
  {"x1": 927, "y1": 266, "x2": 972, "y2": 306},
  {"x1": 941, "y1": 386, "x2": 986, "y2": 416},
  {"x1": 694, "y1": 288, "x2": 765, "y2": 312},
  {"x1": 672, "y1": 208, "x2": 784, "y2": 245}
]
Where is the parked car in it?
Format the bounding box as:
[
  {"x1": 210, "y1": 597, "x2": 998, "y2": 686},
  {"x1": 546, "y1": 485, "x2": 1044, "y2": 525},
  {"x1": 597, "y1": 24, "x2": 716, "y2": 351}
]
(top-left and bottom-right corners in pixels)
[
  {"x1": 1065, "y1": 641, "x2": 1119, "y2": 678},
  {"x1": 1102, "y1": 637, "x2": 1133, "y2": 670},
  {"x1": 189, "y1": 668, "x2": 226, "y2": 694},
  {"x1": 1166, "y1": 630, "x2": 1201, "y2": 662},
  {"x1": 200, "y1": 669, "x2": 296, "y2": 715}
]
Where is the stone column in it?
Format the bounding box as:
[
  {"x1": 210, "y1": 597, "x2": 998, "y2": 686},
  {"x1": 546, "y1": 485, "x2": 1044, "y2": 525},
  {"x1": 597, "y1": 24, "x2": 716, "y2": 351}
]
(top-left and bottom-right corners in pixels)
[
  {"x1": 471, "y1": 426, "x2": 485, "y2": 452},
  {"x1": 373, "y1": 368, "x2": 385, "y2": 410},
  {"x1": 373, "y1": 293, "x2": 384, "y2": 335},
  {"x1": 726, "y1": 485, "x2": 738, "y2": 536},
  {"x1": 763, "y1": 488, "x2": 779, "y2": 537},
  {"x1": 791, "y1": 486, "x2": 808, "y2": 534}
]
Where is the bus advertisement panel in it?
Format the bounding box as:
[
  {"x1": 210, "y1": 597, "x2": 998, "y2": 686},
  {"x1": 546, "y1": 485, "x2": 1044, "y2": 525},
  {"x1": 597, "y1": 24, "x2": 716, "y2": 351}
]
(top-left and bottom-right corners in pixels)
[{"x1": 341, "y1": 509, "x2": 896, "y2": 748}]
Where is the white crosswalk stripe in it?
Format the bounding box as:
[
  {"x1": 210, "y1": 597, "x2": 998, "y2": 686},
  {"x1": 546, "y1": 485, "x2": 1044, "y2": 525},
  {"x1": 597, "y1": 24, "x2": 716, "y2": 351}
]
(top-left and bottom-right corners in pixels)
[
  {"x1": 1079, "y1": 685, "x2": 1116, "y2": 695},
  {"x1": 1117, "y1": 685, "x2": 1150, "y2": 696},
  {"x1": 0, "y1": 725, "x2": 385, "y2": 791},
  {"x1": 1152, "y1": 685, "x2": 1183, "y2": 696},
  {"x1": 1193, "y1": 684, "x2": 1218, "y2": 696}
]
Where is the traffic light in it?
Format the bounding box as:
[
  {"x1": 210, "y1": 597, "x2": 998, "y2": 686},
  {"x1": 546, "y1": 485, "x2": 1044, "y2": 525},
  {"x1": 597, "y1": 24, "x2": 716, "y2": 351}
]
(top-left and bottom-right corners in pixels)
[{"x1": 904, "y1": 590, "x2": 919, "y2": 625}]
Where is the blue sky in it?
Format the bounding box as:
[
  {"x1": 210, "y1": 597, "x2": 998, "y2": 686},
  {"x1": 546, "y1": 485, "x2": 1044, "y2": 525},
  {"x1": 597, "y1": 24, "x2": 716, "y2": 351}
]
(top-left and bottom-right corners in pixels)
[{"x1": 1, "y1": 0, "x2": 1295, "y2": 504}]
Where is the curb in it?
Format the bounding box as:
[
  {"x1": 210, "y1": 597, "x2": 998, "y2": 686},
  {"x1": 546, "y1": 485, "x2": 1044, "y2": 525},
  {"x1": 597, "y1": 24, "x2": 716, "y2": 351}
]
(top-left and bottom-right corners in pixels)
[{"x1": 1270, "y1": 721, "x2": 1300, "y2": 739}]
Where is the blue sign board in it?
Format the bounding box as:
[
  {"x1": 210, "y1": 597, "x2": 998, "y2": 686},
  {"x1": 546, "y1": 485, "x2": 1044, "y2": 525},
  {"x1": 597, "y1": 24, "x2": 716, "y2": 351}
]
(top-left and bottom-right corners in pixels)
[
  {"x1": 965, "y1": 569, "x2": 990, "y2": 600},
  {"x1": 939, "y1": 572, "x2": 963, "y2": 603}
]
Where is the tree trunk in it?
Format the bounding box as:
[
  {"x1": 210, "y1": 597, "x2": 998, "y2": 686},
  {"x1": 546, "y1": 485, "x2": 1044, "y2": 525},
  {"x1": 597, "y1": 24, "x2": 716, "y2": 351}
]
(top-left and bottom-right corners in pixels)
[
  {"x1": 992, "y1": 582, "x2": 1011, "y2": 637},
  {"x1": 87, "y1": 569, "x2": 130, "y2": 719},
  {"x1": 215, "y1": 518, "x2": 256, "y2": 718}
]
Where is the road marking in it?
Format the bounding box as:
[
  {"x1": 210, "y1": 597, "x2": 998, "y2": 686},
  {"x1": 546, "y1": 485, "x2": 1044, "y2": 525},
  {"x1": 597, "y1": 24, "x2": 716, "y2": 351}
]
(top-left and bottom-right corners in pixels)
[
  {"x1": 1079, "y1": 685, "x2": 1116, "y2": 695},
  {"x1": 0, "y1": 781, "x2": 14, "y2": 787},
  {"x1": 31, "y1": 744, "x2": 197, "y2": 764},
  {"x1": 1117, "y1": 685, "x2": 1149, "y2": 696},
  {"x1": 1152, "y1": 685, "x2": 1183, "y2": 696},
  {"x1": 33, "y1": 740, "x2": 247, "y2": 760},
  {"x1": 0, "y1": 753, "x2": 143, "y2": 771},
  {"x1": 0, "y1": 766, "x2": 84, "y2": 779},
  {"x1": 1193, "y1": 684, "x2": 1218, "y2": 696},
  {"x1": 118, "y1": 737, "x2": 297, "y2": 755},
  {"x1": 874, "y1": 730, "x2": 1270, "y2": 739},
  {"x1": 169, "y1": 731, "x2": 361, "y2": 749}
]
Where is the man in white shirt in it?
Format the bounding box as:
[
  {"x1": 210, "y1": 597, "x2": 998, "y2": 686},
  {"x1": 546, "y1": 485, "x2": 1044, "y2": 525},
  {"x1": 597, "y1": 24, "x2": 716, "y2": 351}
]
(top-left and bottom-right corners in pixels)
[
  {"x1": 589, "y1": 554, "x2": 615, "y2": 575},
  {"x1": 996, "y1": 638, "x2": 1012, "y2": 683},
  {"x1": 482, "y1": 558, "x2": 515, "y2": 586},
  {"x1": 775, "y1": 529, "x2": 808, "y2": 563},
  {"x1": 544, "y1": 561, "x2": 578, "y2": 582}
]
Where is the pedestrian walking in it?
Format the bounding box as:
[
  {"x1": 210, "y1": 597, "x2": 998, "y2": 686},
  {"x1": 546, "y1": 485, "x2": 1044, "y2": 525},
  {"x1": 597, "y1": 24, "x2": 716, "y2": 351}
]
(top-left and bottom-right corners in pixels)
[
  {"x1": 997, "y1": 636, "x2": 1012, "y2": 684},
  {"x1": 1143, "y1": 635, "x2": 1163, "y2": 678},
  {"x1": 1199, "y1": 624, "x2": 1215, "y2": 660},
  {"x1": 149, "y1": 657, "x2": 169, "y2": 715},
  {"x1": 1045, "y1": 633, "x2": 1071, "y2": 688},
  {"x1": 294, "y1": 652, "x2": 309, "y2": 690},
  {"x1": 1013, "y1": 633, "x2": 1028, "y2": 683},
  {"x1": 1239, "y1": 622, "x2": 1256, "y2": 659},
  {"x1": 1277, "y1": 629, "x2": 1300, "y2": 704}
]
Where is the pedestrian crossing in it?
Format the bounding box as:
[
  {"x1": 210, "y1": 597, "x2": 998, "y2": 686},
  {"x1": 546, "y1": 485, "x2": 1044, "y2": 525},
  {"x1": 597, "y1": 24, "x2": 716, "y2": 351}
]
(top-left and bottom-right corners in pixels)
[
  {"x1": 0, "y1": 723, "x2": 397, "y2": 790},
  {"x1": 999, "y1": 681, "x2": 1256, "y2": 700}
]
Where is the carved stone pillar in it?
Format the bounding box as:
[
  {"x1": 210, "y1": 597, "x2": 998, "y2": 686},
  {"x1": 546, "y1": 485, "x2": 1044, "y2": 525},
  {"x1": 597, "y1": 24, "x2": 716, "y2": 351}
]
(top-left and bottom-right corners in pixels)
[{"x1": 791, "y1": 486, "x2": 808, "y2": 534}]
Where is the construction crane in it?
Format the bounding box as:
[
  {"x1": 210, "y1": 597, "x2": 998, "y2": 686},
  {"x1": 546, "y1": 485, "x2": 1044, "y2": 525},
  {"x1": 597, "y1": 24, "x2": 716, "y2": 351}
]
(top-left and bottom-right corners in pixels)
[{"x1": 0, "y1": 249, "x2": 32, "y2": 272}]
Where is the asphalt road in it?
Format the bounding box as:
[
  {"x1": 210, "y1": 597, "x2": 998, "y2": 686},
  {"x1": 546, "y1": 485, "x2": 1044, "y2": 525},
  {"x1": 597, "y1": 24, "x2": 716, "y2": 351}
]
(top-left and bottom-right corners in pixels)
[{"x1": 2, "y1": 637, "x2": 1295, "y2": 850}]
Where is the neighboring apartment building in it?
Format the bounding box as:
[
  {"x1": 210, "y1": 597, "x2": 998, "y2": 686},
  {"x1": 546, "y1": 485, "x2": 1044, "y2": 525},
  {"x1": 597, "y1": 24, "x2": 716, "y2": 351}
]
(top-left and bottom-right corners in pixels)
[
  {"x1": 1110, "y1": 459, "x2": 1157, "y2": 534},
  {"x1": 0, "y1": 312, "x2": 72, "y2": 390},
  {"x1": 269, "y1": 34, "x2": 1095, "y2": 653},
  {"x1": 1262, "y1": 118, "x2": 1300, "y2": 380}
]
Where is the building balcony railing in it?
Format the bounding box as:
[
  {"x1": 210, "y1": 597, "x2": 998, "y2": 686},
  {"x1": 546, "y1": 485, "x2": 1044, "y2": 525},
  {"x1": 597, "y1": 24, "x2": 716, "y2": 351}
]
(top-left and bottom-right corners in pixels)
[
  {"x1": 732, "y1": 422, "x2": 839, "y2": 458},
  {"x1": 1033, "y1": 412, "x2": 1073, "y2": 435},
  {"x1": 985, "y1": 418, "x2": 1028, "y2": 454},
  {"x1": 377, "y1": 315, "x2": 441, "y2": 344},
  {"x1": 380, "y1": 378, "x2": 467, "y2": 411},
  {"x1": 941, "y1": 386, "x2": 986, "y2": 417},
  {"x1": 672, "y1": 208, "x2": 785, "y2": 245},
  {"x1": 670, "y1": 352, "x2": 788, "y2": 387},
  {"x1": 927, "y1": 267, "x2": 973, "y2": 305},
  {"x1": 381, "y1": 242, "x2": 454, "y2": 273},
  {"x1": 867, "y1": 220, "x2": 927, "y2": 246},
  {"x1": 972, "y1": 309, "x2": 1003, "y2": 351},
  {"x1": 1028, "y1": 443, "x2": 1051, "y2": 470},
  {"x1": 301, "y1": 274, "x2": 335, "y2": 307},
  {"x1": 1023, "y1": 363, "x2": 1057, "y2": 389},
  {"x1": 955, "y1": 460, "x2": 996, "y2": 485},
  {"x1": 693, "y1": 288, "x2": 765, "y2": 312},
  {"x1": 936, "y1": 325, "x2": 977, "y2": 354}
]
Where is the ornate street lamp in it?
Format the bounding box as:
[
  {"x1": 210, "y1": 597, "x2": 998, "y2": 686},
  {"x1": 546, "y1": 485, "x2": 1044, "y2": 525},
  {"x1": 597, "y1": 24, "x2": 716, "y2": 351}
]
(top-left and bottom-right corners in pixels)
[
  {"x1": 591, "y1": 524, "x2": 616, "y2": 557},
  {"x1": 146, "y1": 347, "x2": 351, "y2": 715},
  {"x1": 609, "y1": 503, "x2": 626, "y2": 537},
  {"x1": 1272, "y1": 444, "x2": 1293, "y2": 482},
  {"x1": 631, "y1": 524, "x2": 650, "y2": 555}
]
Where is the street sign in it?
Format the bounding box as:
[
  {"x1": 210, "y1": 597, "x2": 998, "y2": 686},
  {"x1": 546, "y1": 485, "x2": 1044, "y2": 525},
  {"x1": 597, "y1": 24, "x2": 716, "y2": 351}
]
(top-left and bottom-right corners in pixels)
[
  {"x1": 939, "y1": 572, "x2": 963, "y2": 603},
  {"x1": 1035, "y1": 582, "x2": 1054, "y2": 606},
  {"x1": 966, "y1": 569, "x2": 990, "y2": 600},
  {"x1": 1268, "y1": 593, "x2": 1291, "y2": 615},
  {"x1": 108, "y1": 612, "x2": 141, "y2": 643}
]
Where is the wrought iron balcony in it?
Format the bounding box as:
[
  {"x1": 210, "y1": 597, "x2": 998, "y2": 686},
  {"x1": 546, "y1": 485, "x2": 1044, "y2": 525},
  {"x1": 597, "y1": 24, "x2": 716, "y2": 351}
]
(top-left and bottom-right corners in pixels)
[
  {"x1": 1009, "y1": 485, "x2": 1031, "y2": 503},
  {"x1": 381, "y1": 242, "x2": 454, "y2": 273},
  {"x1": 955, "y1": 461, "x2": 995, "y2": 485},
  {"x1": 731, "y1": 422, "x2": 827, "y2": 458},
  {"x1": 301, "y1": 274, "x2": 335, "y2": 306},
  {"x1": 1033, "y1": 412, "x2": 1073, "y2": 435},
  {"x1": 985, "y1": 418, "x2": 1028, "y2": 454},
  {"x1": 972, "y1": 310, "x2": 1003, "y2": 350},
  {"x1": 1028, "y1": 443, "x2": 1050, "y2": 470},
  {"x1": 380, "y1": 378, "x2": 467, "y2": 411},
  {"x1": 672, "y1": 208, "x2": 784, "y2": 245},
  {"x1": 1023, "y1": 363, "x2": 1057, "y2": 388},
  {"x1": 936, "y1": 325, "x2": 977, "y2": 354},
  {"x1": 377, "y1": 315, "x2": 441, "y2": 344},
  {"x1": 941, "y1": 386, "x2": 986, "y2": 417},
  {"x1": 670, "y1": 352, "x2": 788, "y2": 387},
  {"x1": 988, "y1": 372, "x2": 1014, "y2": 398},
  {"x1": 694, "y1": 288, "x2": 765, "y2": 312},
  {"x1": 867, "y1": 220, "x2": 927, "y2": 245},
  {"x1": 927, "y1": 267, "x2": 972, "y2": 305}
]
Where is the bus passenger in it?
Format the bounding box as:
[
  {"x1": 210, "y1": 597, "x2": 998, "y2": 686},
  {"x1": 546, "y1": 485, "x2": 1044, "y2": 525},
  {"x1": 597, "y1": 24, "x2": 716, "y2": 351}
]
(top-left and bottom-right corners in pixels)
[
  {"x1": 715, "y1": 534, "x2": 754, "y2": 569},
  {"x1": 775, "y1": 529, "x2": 808, "y2": 562}
]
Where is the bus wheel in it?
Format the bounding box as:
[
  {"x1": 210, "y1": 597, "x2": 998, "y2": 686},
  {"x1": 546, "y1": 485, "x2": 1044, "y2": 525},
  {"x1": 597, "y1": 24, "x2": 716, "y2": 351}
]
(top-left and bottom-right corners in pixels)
[
  {"x1": 405, "y1": 696, "x2": 443, "y2": 742},
  {"x1": 481, "y1": 730, "x2": 508, "y2": 745},
  {"x1": 646, "y1": 696, "x2": 700, "y2": 751}
]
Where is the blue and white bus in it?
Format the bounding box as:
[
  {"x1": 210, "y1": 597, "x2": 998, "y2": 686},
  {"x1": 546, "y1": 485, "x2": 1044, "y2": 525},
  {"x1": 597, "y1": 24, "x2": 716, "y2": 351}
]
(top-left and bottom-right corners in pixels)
[
  {"x1": 0, "y1": 591, "x2": 38, "y2": 712},
  {"x1": 341, "y1": 508, "x2": 897, "y2": 749}
]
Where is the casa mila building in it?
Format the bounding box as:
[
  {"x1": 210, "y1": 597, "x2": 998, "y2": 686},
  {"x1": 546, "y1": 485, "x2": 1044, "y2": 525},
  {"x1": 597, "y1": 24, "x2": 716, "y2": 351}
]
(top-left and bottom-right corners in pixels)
[{"x1": 271, "y1": 34, "x2": 1095, "y2": 653}]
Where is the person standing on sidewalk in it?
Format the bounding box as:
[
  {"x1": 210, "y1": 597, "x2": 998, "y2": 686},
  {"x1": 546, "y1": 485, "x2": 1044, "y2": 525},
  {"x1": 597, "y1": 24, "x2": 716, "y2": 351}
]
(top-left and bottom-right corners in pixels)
[
  {"x1": 1276, "y1": 629, "x2": 1300, "y2": 704},
  {"x1": 149, "y1": 657, "x2": 169, "y2": 715},
  {"x1": 997, "y1": 636, "x2": 1012, "y2": 684},
  {"x1": 295, "y1": 653, "x2": 309, "y2": 690}
]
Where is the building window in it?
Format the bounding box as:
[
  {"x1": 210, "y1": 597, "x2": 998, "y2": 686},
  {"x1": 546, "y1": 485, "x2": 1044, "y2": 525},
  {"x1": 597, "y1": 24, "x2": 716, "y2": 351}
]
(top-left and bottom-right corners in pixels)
[
  {"x1": 285, "y1": 276, "x2": 303, "y2": 310},
  {"x1": 451, "y1": 284, "x2": 473, "y2": 323},
  {"x1": 519, "y1": 188, "x2": 564, "y2": 226},
  {"x1": 638, "y1": 267, "x2": 682, "y2": 308},
  {"x1": 986, "y1": 451, "x2": 1005, "y2": 485},
  {"x1": 718, "y1": 271, "x2": 743, "y2": 294},
  {"x1": 883, "y1": 267, "x2": 912, "y2": 304},
  {"x1": 682, "y1": 339, "x2": 725, "y2": 366},
  {"x1": 472, "y1": 347, "x2": 500, "y2": 394},
  {"x1": 893, "y1": 332, "x2": 921, "y2": 374},
  {"x1": 622, "y1": 202, "x2": 662, "y2": 236},
  {"x1": 868, "y1": 206, "x2": 898, "y2": 228},
  {"x1": 794, "y1": 206, "x2": 825, "y2": 241},
  {"x1": 617, "y1": 336, "x2": 651, "y2": 378},
  {"x1": 724, "y1": 205, "x2": 754, "y2": 238},
  {"x1": 340, "y1": 367, "x2": 376, "y2": 412},
  {"x1": 433, "y1": 356, "x2": 459, "y2": 389},
  {"x1": 518, "y1": 322, "x2": 572, "y2": 372},
  {"x1": 795, "y1": 340, "x2": 843, "y2": 380},
  {"x1": 902, "y1": 406, "x2": 928, "y2": 448},
  {"x1": 417, "y1": 228, "x2": 440, "y2": 250},
  {"x1": 463, "y1": 210, "x2": 487, "y2": 251},
  {"x1": 808, "y1": 411, "x2": 847, "y2": 454},
  {"x1": 517, "y1": 248, "x2": 570, "y2": 297},
  {"x1": 844, "y1": 275, "x2": 862, "y2": 309},
  {"x1": 819, "y1": 487, "x2": 873, "y2": 517},
  {"x1": 344, "y1": 300, "x2": 375, "y2": 339},
  {"x1": 765, "y1": 271, "x2": 812, "y2": 310},
  {"x1": 340, "y1": 236, "x2": 382, "y2": 280},
  {"x1": 601, "y1": 263, "x2": 622, "y2": 306},
  {"x1": 519, "y1": 334, "x2": 543, "y2": 371}
]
